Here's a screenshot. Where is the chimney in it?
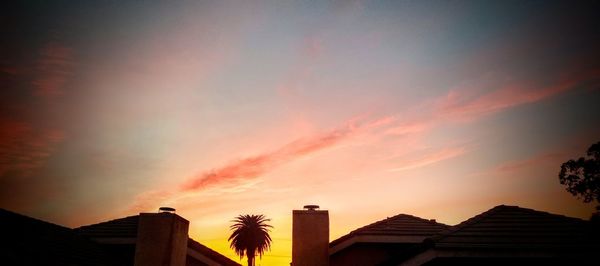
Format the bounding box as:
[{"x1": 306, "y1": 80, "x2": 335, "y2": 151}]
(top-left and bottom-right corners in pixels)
[
  {"x1": 133, "y1": 207, "x2": 189, "y2": 266},
  {"x1": 292, "y1": 205, "x2": 329, "y2": 266}
]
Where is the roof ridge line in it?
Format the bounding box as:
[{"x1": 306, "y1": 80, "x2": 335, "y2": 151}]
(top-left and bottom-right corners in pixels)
[
  {"x1": 348, "y1": 213, "x2": 435, "y2": 235},
  {"x1": 504, "y1": 205, "x2": 588, "y2": 222},
  {"x1": 330, "y1": 213, "x2": 448, "y2": 247},
  {"x1": 75, "y1": 214, "x2": 139, "y2": 230},
  {"x1": 428, "y1": 204, "x2": 507, "y2": 243},
  {"x1": 0, "y1": 208, "x2": 72, "y2": 231},
  {"x1": 188, "y1": 237, "x2": 242, "y2": 266}
]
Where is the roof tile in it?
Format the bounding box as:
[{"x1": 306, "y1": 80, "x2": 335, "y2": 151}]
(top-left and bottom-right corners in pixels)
[
  {"x1": 76, "y1": 215, "x2": 139, "y2": 238},
  {"x1": 430, "y1": 205, "x2": 599, "y2": 249},
  {"x1": 331, "y1": 213, "x2": 450, "y2": 247}
]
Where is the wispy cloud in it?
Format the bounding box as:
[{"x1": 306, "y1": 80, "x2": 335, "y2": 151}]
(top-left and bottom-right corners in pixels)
[
  {"x1": 387, "y1": 146, "x2": 467, "y2": 172},
  {"x1": 382, "y1": 68, "x2": 599, "y2": 141},
  {"x1": 181, "y1": 116, "x2": 385, "y2": 191},
  {"x1": 31, "y1": 42, "x2": 75, "y2": 98},
  {"x1": 470, "y1": 129, "x2": 600, "y2": 178},
  {"x1": 436, "y1": 69, "x2": 598, "y2": 123},
  {"x1": 438, "y1": 84, "x2": 563, "y2": 122},
  {"x1": 384, "y1": 119, "x2": 432, "y2": 136},
  {"x1": 0, "y1": 119, "x2": 65, "y2": 178},
  {"x1": 303, "y1": 36, "x2": 325, "y2": 60},
  {"x1": 128, "y1": 66, "x2": 598, "y2": 213},
  {"x1": 130, "y1": 69, "x2": 596, "y2": 212},
  {"x1": 468, "y1": 151, "x2": 567, "y2": 180},
  {"x1": 492, "y1": 152, "x2": 565, "y2": 174},
  {"x1": 128, "y1": 115, "x2": 391, "y2": 212},
  {"x1": 0, "y1": 66, "x2": 19, "y2": 75}
]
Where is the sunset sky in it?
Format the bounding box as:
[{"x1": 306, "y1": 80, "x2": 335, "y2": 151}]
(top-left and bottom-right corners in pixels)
[{"x1": 1, "y1": 1, "x2": 599, "y2": 265}]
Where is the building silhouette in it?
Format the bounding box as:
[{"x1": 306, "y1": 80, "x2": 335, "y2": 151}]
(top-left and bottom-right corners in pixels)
[
  {"x1": 292, "y1": 204, "x2": 600, "y2": 266},
  {"x1": 330, "y1": 213, "x2": 449, "y2": 265},
  {"x1": 1, "y1": 208, "x2": 240, "y2": 266}
]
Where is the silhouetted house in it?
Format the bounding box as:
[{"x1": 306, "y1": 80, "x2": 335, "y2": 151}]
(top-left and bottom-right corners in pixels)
[
  {"x1": 329, "y1": 214, "x2": 450, "y2": 266},
  {"x1": 75, "y1": 211, "x2": 241, "y2": 266},
  {"x1": 392, "y1": 205, "x2": 599, "y2": 265},
  {"x1": 318, "y1": 205, "x2": 599, "y2": 266},
  {"x1": 0, "y1": 208, "x2": 240, "y2": 266},
  {"x1": 1, "y1": 208, "x2": 121, "y2": 266}
]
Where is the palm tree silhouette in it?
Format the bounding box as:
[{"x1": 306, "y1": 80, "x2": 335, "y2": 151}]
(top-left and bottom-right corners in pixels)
[{"x1": 228, "y1": 214, "x2": 273, "y2": 266}]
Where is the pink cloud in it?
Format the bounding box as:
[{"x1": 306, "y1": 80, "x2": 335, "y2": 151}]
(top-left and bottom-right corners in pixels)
[
  {"x1": 471, "y1": 130, "x2": 600, "y2": 178},
  {"x1": 439, "y1": 84, "x2": 561, "y2": 121},
  {"x1": 128, "y1": 66, "x2": 598, "y2": 212},
  {"x1": 387, "y1": 146, "x2": 467, "y2": 172},
  {"x1": 1, "y1": 66, "x2": 19, "y2": 75},
  {"x1": 384, "y1": 119, "x2": 432, "y2": 136},
  {"x1": 364, "y1": 115, "x2": 396, "y2": 129},
  {"x1": 492, "y1": 152, "x2": 565, "y2": 174},
  {"x1": 436, "y1": 69, "x2": 598, "y2": 123},
  {"x1": 31, "y1": 42, "x2": 75, "y2": 98},
  {"x1": 468, "y1": 152, "x2": 566, "y2": 179},
  {"x1": 181, "y1": 154, "x2": 274, "y2": 191},
  {"x1": 304, "y1": 36, "x2": 324, "y2": 59},
  {"x1": 379, "y1": 68, "x2": 599, "y2": 141},
  {"x1": 181, "y1": 116, "x2": 385, "y2": 191},
  {"x1": 0, "y1": 119, "x2": 65, "y2": 177},
  {"x1": 128, "y1": 115, "x2": 391, "y2": 212}
]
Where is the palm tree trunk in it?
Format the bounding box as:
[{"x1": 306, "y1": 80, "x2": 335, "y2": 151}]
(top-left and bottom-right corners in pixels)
[{"x1": 247, "y1": 255, "x2": 254, "y2": 266}]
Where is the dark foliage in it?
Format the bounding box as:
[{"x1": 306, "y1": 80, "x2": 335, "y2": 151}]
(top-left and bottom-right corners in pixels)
[
  {"x1": 559, "y1": 141, "x2": 600, "y2": 212},
  {"x1": 228, "y1": 214, "x2": 272, "y2": 266}
]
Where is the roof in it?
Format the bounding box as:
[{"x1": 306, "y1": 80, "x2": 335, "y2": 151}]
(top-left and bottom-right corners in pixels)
[
  {"x1": 429, "y1": 205, "x2": 598, "y2": 250},
  {"x1": 0, "y1": 208, "x2": 123, "y2": 266},
  {"x1": 188, "y1": 238, "x2": 242, "y2": 266},
  {"x1": 76, "y1": 215, "x2": 139, "y2": 238},
  {"x1": 76, "y1": 213, "x2": 241, "y2": 266},
  {"x1": 384, "y1": 205, "x2": 600, "y2": 265},
  {"x1": 330, "y1": 213, "x2": 450, "y2": 248}
]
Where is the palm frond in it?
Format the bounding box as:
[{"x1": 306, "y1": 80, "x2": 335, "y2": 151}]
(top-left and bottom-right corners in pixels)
[{"x1": 228, "y1": 214, "x2": 273, "y2": 263}]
